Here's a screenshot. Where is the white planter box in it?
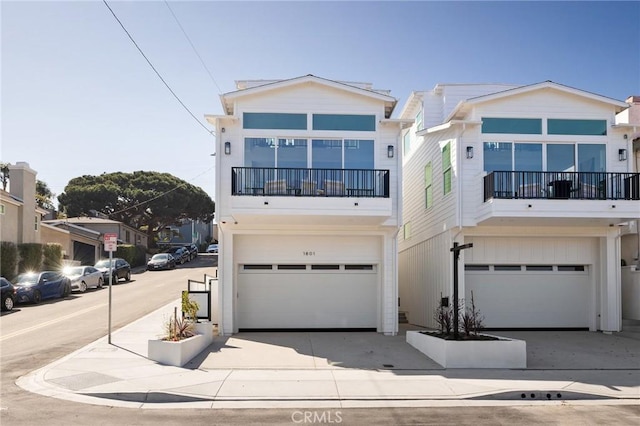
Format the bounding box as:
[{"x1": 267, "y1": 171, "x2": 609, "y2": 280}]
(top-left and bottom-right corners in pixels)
[
  {"x1": 148, "y1": 321, "x2": 214, "y2": 367},
  {"x1": 406, "y1": 330, "x2": 526, "y2": 368}
]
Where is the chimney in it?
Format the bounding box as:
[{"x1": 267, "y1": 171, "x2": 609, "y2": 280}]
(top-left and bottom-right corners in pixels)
[{"x1": 8, "y1": 162, "x2": 39, "y2": 243}]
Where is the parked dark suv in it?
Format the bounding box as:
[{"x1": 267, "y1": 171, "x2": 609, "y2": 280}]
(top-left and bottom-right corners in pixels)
[
  {"x1": 184, "y1": 243, "x2": 198, "y2": 261},
  {"x1": 94, "y1": 258, "x2": 131, "y2": 283},
  {"x1": 166, "y1": 247, "x2": 189, "y2": 264}
]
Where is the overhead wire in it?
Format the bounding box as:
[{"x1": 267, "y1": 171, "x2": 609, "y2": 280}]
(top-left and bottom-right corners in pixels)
[
  {"x1": 163, "y1": 0, "x2": 223, "y2": 95},
  {"x1": 102, "y1": 0, "x2": 214, "y2": 137}
]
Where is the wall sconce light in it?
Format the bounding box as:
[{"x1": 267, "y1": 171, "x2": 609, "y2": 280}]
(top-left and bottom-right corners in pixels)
[
  {"x1": 618, "y1": 148, "x2": 627, "y2": 161},
  {"x1": 387, "y1": 145, "x2": 394, "y2": 158},
  {"x1": 224, "y1": 141, "x2": 231, "y2": 155},
  {"x1": 466, "y1": 146, "x2": 474, "y2": 159}
]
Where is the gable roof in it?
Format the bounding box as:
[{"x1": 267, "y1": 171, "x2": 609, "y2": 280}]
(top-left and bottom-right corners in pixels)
[
  {"x1": 220, "y1": 74, "x2": 397, "y2": 118},
  {"x1": 446, "y1": 81, "x2": 629, "y2": 122}
]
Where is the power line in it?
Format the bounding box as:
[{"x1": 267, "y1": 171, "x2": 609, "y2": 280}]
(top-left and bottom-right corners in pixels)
[
  {"x1": 102, "y1": 0, "x2": 214, "y2": 137},
  {"x1": 163, "y1": 0, "x2": 223, "y2": 94}
]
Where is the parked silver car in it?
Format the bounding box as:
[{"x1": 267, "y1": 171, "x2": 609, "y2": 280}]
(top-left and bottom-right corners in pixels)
[{"x1": 64, "y1": 266, "x2": 104, "y2": 292}]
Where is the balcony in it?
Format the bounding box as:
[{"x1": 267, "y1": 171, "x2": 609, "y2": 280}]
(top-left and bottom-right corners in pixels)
[
  {"x1": 232, "y1": 167, "x2": 390, "y2": 198},
  {"x1": 227, "y1": 167, "x2": 393, "y2": 226},
  {"x1": 484, "y1": 171, "x2": 640, "y2": 201}
]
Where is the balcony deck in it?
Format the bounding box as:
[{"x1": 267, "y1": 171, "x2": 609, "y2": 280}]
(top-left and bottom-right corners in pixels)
[
  {"x1": 232, "y1": 167, "x2": 390, "y2": 198},
  {"x1": 484, "y1": 171, "x2": 640, "y2": 201}
]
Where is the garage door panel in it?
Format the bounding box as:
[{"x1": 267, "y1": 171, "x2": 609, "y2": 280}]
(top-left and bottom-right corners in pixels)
[
  {"x1": 238, "y1": 272, "x2": 377, "y2": 329},
  {"x1": 466, "y1": 271, "x2": 590, "y2": 328}
]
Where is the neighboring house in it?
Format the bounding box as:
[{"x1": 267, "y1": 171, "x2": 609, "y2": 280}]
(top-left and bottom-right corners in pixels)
[
  {"x1": 41, "y1": 220, "x2": 102, "y2": 265},
  {"x1": 398, "y1": 81, "x2": 639, "y2": 333},
  {"x1": 157, "y1": 219, "x2": 214, "y2": 247},
  {"x1": 55, "y1": 217, "x2": 148, "y2": 252},
  {"x1": 205, "y1": 75, "x2": 411, "y2": 335},
  {"x1": 0, "y1": 162, "x2": 47, "y2": 245}
]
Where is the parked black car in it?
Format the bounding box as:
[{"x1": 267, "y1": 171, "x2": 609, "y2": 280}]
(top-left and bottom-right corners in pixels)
[
  {"x1": 185, "y1": 243, "x2": 198, "y2": 261},
  {"x1": 166, "y1": 247, "x2": 189, "y2": 264},
  {"x1": 1, "y1": 277, "x2": 17, "y2": 311},
  {"x1": 147, "y1": 253, "x2": 176, "y2": 271},
  {"x1": 94, "y1": 258, "x2": 131, "y2": 283},
  {"x1": 13, "y1": 272, "x2": 71, "y2": 304}
]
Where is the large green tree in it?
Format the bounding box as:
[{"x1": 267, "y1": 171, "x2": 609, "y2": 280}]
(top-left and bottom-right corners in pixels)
[
  {"x1": 36, "y1": 179, "x2": 55, "y2": 210},
  {"x1": 58, "y1": 171, "x2": 215, "y2": 246}
]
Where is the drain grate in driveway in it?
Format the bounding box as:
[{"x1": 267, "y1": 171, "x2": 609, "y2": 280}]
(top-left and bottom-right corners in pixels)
[{"x1": 469, "y1": 390, "x2": 610, "y2": 400}]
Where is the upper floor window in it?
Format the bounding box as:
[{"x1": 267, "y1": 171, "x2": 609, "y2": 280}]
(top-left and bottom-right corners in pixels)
[
  {"x1": 442, "y1": 143, "x2": 452, "y2": 195},
  {"x1": 125, "y1": 230, "x2": 131, "y2": 243},
  {"x1": 243, "y1": 113, "x2": 307, "y2": 130},
  {"x1": 312, "y1": 114, "x2": 375, "y2": 131},
  {"x1": 415, "y1": 110, "x2": 423, "y2": 131},
  {"x1": 403, "y1": 222, "x2": 411, "y2": 240},
  {"x1": 245, "y1": 138, "x2": 374, "y2": 169},
  {"x1": 403, "y1": 130, "x2": 411, "y2": 155},
  {"x1": 547, "y1": 119, "x2": 607, "y2": 136},
  {"x1": 0, "y1": 204, "x2": 5, "y2": 214},
  {"x1": 482, "y1": 118, "x2": 542, "y2": 134},
  {"x1": 483, "y1": 142, "x2": 606, "y2": 172}
]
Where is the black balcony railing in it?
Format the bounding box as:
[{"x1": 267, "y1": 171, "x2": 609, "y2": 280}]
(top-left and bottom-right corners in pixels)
[
  {"x1": 484, "y1": 171, "x2": 640, "y2": 201},
  {"x1": 232, "y1": 167, "x2": 390, "y2": 198}
]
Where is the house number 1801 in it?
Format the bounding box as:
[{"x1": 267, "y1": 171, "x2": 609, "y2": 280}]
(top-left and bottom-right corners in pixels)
[{"x1": 303, "y1": 251, "x2": 316, "y2": 256}]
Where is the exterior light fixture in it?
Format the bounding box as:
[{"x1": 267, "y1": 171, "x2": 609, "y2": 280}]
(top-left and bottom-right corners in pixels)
[
  {"x1": 224, "y1": 141, "x2": 231, "y2": 155},
  {"x1": 618, "y1": 148, "x2": 627, "y2": 161},
  {"x1": 387, "y1": 145, "x2": 394, "y2": 158},
  {"x1": 466, "y1": 146, "x2": 474, "y2": 159}
]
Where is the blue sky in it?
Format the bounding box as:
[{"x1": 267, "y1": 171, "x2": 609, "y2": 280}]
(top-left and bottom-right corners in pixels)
[{"x1": 2, "y1": 1, "x2": 639, "y2": 206}]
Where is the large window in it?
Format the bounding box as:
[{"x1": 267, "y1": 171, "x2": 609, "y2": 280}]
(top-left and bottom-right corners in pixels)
[
  {"x1": 244, "y1": 138, "x2": 276, "y2": 167},
  {"x1": 311, "y1": 139, "x2": 342, "y2": 169},
  {"x1": 415, "y1": 110, "x2": 423, "y2": 131},
  {"x1": 484, "y1": 142, "x2": 606, "y2": 172},
  {"x1": 403, "y1": 130, "x2": 411, "y2": 155},
  {"x1": 277, "y1": 139, "x2": 307, "y2": 168},
  {"x1": 442, "y1": 142, "x2": 452, "y2": 195}
]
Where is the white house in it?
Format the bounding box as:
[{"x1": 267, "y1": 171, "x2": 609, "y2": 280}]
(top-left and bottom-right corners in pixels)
[
  {"x1": 205, "y1": 75, "x2": 411, "y2": 335},
  {"x1": 398, "y1": 81, "x2": 639, "y2": 333}
]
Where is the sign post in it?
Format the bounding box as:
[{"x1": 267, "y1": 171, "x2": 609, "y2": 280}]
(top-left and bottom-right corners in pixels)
[{"x1": 104, "y1": 233, "x2": 118, "y2": 344}]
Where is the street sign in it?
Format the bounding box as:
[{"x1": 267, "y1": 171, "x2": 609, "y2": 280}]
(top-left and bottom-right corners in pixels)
[{"x1": 104, "y1": 233, "x2": 118, "y2": 252}]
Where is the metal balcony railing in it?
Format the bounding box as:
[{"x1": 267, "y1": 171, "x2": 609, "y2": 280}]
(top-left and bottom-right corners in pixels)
[
  {"x1": 484, "y1": 171, "x2": 640, "y2": 201},
  {"x1": 231, "y1": 167, "x2": 390, "y2": 198}
]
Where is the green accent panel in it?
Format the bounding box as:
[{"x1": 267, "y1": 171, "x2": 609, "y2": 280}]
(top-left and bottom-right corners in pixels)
[
  {"x1": 424, "y1": 163, "x2": 432, "y2": 186},
  {"x1": 243, "y1": 113, "x2": 307, "y2": 130},
  {"x1": 442, "y1": 143, "x2": 451, "y2": 170},
  {"x1": 482, "y1": 118, "x2": 542, "y2": 134},
  {"x1": 547, "y1": 119, "x2": 607, "y2": 135},
  {"x1": 443, "y1": 169, "x2": 452, "y2": 195},
  {"x1": 312, "y1": 114, "x2": 376, "y2": 131}
]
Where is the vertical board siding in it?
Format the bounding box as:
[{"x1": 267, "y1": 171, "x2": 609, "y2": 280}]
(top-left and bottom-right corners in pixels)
[
  {"x1": 399, "y1": 231, "x2": 452, "y2": 328},
  {"x1": 464, "y1": 236, "x2": 597, "y2": 264}
]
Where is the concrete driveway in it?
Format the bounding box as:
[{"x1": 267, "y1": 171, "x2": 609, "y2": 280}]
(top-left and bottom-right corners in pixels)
[{"x1": 189, "y1": 325, "x2": 640, "y2": 371}]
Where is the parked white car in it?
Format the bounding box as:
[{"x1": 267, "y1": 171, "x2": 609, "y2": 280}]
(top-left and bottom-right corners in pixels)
[
  {"x1": 206, "y1": 244, "x2": 219, "y2": 254},
  {"x1": 64, "y1": 266, "x2": 104, "y2": 292}
]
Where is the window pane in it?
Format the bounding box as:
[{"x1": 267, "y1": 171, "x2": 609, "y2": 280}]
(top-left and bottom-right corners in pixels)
[
  {"x1": 483, "y1": 142, "x2": 512, "y2": 172},
  {"x1": 443, "y1": 169, "x2": 452, "y2": 194},
  {"x1": 515, "y1": 143, "x2": 542, "y2": 171},
  {"x1": 547, "y1": 144, "x2": 575, "y2": 172},
  {"x1": 482, "y1": 118, "x2": 542, "y2": 134},
  {"x1": 243, "y1": 113, "x2": 307, "y2": 130},
  {"x1": 312, "y1": 139, "x2": 342, "y2": 168},
  {"x1": 442, "y1": 143, "x2": 451, "y2": 169},
  {"x1": 403, "y1": 131, "x2": 411, "y2": 154},
  {"x1": 548, "y1": 119, "x2": 607, "y2": 136},
  {"x1": 312, "y1": 114, "x2": 375, "y2": 131},
  {"x1": 245, "y1": 138, "x2": 276, "y2": 167},
  {"x1": 277, "y1": 139, "x2": 307, "y2": 168},
  {"x1": 344, "y1": 140, "x2": 374, "y2": 169},
  {"x1": 578, "y1": 144, "x2": 606, "y2": 172}
]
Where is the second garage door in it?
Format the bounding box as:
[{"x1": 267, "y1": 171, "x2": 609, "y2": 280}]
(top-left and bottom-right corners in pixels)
[
  {"x1": 465, "y1": 264, "x2": 591, "y2": 329},
  {"x1": 238, "y1": 264, "x2": 377, "y2": 330}
]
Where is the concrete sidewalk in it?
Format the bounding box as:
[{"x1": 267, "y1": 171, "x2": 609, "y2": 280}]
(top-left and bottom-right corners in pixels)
[{"x1": 16, "y1": 300, "x2": 640, "y2": 409}]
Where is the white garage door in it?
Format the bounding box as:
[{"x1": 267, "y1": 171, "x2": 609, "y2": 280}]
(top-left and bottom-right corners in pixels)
[
  {"x1": 238, "y1": 264, "x2": 377, "y2": 330},
  {"x1": 465, "y1": 265, "x2": 591, "y2": 329}
]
